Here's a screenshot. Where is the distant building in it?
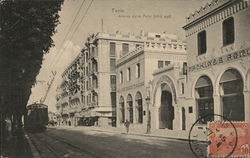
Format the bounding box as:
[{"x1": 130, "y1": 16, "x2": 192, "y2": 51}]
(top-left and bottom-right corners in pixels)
[
  {"x1": 48, "y1": 111, "x2": 57, "y2": 125},
  {"x1": 56, "y1": 53, "x2": 83, "y2": 126},
  {"x1": 116, "y1": 32, "x2": 187, "y2": 133},
  {"x1": 183, "y1": 0, "x2": 250, "y2": 139}
]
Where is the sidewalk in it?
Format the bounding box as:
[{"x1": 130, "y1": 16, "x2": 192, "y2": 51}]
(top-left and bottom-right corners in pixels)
[
  {"x1": 55, "y1": 125, "x2": 194, "y2": 142},
  {"x1": 0, "y1": 129, "x2": 33, "y2": 158}
]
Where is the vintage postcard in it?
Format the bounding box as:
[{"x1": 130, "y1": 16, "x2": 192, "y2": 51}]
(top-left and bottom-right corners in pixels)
[{"x1": 0, "y1": 0, "x2": 249, "y2": 157}]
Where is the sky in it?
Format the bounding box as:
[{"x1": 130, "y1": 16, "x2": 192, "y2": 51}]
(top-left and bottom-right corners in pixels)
[{"x1": 28, "y1": 0, "x2": 211, "y2": 112}]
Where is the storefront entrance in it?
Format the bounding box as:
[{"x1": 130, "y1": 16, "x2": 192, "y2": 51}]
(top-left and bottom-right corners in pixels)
[{"x1": 159, "y1": 90, "x2": 174, "y2": 129}]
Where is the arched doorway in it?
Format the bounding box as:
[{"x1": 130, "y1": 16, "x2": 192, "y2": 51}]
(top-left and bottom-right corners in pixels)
[
  {"x1": 195, "y1": 76, "x2": 214, "y2": 124},
  {"x1": 159, "y1": 83, "x2": 174, "y2": 129},
  {"x1": 181, "y1": 107, "x2": 186, "y2": 130},
  {"x1": 135, "y1": 92, "x2": 143, "y2": 124},
  {"x1": 220, "y1": 69, "x2": 244, "y2": 121},
  {"x1": 127, "y1": 94, "x2": 133, "y2": 123},
  {"x1": 119, "y1": 96, "x2": 125, "y2": 123}
]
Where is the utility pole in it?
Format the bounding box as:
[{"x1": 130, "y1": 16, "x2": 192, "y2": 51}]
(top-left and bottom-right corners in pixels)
[
  {"x1": 145, "y1": 96, "x2": 151, "y2": 134},
  {"x1": 40, "y1": 71, "x2": 57, "y2": 104},
  {"x1": 101, "y1": 18, "x2": 103, "y2": 32}
]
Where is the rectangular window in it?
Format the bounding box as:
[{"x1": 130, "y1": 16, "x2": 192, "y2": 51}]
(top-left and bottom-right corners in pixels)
[
  {"x1": 165, "y1": 61, "x2": 170, "y2": 66},
  {"x1": 111, "y1": 92, "x2": 116, "y2": 107},
  {"x1": 110, "y1": 42, "x2": 116, "y2": 56},
  {"x1": 120, "y1": 71, "x2": 123, "y2": 83},
  {"x1": 188, "y1": 106, "x2": 193, "y2": 113},
  {"x1": 86, "y1": 81, "x2": 89, "y2": 90},
  {"x1": 122, "y1": 43, "x2": 129, "y2": 55},
  {"x1": 136, "y1": 63, "x2": 140, "y2": 78},
  {"x1": 127, "y1": 68, "x2": 131, "y2": 81},
  {"x1": 197, "y1": 30, "x2": 207, "y2": 55},
  {"x1": 91, "y1": 47, "x2": 95, "y2": 54},
  {"x1": 110, "y1": 75, "x2": 116, "y2": 85},
  {"x1": 223, "y1": 17, "x2": 234, "y2": 46},
  {"x1": 158, "y1": 61, "x2": 164, "y2": 68},
  {"x1": 183, "y1": 62, "x2": 187, "y2": 75},
  {"x1": 181, "y1": 83, "x2": 184, "y2": 94},
  {"x1": 110, "y1": 58, "x2": 116, "y2": 71}
]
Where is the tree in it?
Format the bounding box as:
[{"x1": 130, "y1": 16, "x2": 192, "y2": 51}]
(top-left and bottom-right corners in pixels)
[{"x1": 0, "y1": 0, "x2": 64, "y2": 131}]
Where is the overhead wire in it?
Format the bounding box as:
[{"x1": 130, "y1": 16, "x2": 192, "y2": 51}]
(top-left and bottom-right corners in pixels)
[
  {"x1": 50, "y1": 0, "x2": 94, "y2": 71},
  {"x1": 47, "y1": 0, "x2": 87, "y2": 69},
  {"x1": 36, "y1": 0, "x2": 94, "y2": 104}
]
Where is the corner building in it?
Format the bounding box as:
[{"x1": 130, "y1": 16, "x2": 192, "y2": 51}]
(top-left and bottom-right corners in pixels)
[
  {"x1": 116, "y1": 32, "x2": 187, "y2": 133},
  {"x1": 80, "y1": 32, "x2": 168, "y2": 127},
  {"x1": 183, "y1": 0, "x2": 250, "y2": 139}
]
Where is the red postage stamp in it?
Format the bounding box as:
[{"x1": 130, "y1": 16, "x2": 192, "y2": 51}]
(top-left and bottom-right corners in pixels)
[{"x1": 208, "y1": 122, "x2": 249, "y2": 157}]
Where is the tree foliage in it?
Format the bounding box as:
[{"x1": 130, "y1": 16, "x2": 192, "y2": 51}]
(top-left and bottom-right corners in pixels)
[{"x1": 0, "y1": 0, "x2": 64, "y2": 117}]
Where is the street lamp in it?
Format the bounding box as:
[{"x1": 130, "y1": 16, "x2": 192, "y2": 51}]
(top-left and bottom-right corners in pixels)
[{"x1": 145, "y1": 96, "x2": 151, "y2": 134}]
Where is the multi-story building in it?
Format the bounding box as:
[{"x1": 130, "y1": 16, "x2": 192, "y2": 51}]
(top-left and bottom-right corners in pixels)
[
  {"x1": 80, "y1": 32, "x2": 147, "y2": 127},
  {"x1": 56, "y1": 53, "x2": 83, "y2": 126},
  {"x1": 116, "y1": 32, "x2": 187, "y2": 134},
  {"x1": 183, "y1": 0, "x2": 250, "y2": 139}
]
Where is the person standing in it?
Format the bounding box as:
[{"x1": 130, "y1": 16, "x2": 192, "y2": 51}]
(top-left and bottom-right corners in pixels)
[{"x1": 124, "y1": 120, "x2": 130, "y2": 134}]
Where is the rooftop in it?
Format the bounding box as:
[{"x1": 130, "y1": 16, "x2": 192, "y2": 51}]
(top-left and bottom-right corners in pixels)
[{"x1": 184, "y1": 0, "x2": 236, "y2": 27}]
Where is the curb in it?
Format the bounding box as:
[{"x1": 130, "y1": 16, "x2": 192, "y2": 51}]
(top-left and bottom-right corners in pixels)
[
  {"x1": 23, "y1": 131, "x2": 41, "y2": 158},
  {"x1": 91, "y1": 128, "x2": 190, "y2": 142}
]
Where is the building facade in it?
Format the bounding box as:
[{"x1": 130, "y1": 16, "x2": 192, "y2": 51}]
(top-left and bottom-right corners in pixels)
[
  {"x1": 116, "y1": 32, "x2": 187, "y2": 133},
  {"x1": 183, "y1": 0, "x2": 250, "y2": 139},
  {"x1": 57, "y1": 32, "x2": 169, "y2": 127},
  {"x1": 56, "y1": 53, "x2": 83, "y2": 126}
]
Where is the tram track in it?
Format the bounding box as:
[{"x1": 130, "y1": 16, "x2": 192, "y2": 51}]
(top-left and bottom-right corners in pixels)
[
  {"x1": 43, "y1": 132, "x2": 101, "y2": 158},
  {"x1": 28, "y1": 131, "x2": 101, "y2": 158},
  {"x1": 29, "y1": 133, "x2": 62, "y2": 158}
]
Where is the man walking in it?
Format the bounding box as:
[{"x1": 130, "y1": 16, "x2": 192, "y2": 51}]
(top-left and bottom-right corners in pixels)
[{"x1": 124, "y1": 120, "x2": 130, "y2": 134}]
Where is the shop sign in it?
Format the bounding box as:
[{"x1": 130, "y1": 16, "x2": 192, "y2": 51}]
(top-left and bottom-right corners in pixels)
[{"x1": 189, "y1": 48, "x2": 250, "y2": 72}]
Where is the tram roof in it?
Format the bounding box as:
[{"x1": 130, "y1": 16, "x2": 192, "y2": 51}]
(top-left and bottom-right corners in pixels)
[{"x1": 26, "y1": 103, "x2": 48, "y2": 109}]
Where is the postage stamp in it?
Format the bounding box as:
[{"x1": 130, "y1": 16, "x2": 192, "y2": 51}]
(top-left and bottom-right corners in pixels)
[
  {"x1": 189, "y1": 114, "x2": 249, "y2": 158},
  {"x1": 208, "y1": 122, "x2": 249, "y2": 157}
]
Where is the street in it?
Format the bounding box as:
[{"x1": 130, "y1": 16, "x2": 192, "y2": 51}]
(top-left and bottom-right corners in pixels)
[{"x1": 28, "y1": 127, "x2": 204, "y2": 158}]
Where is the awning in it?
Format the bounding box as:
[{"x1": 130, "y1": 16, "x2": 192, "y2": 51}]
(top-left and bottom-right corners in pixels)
[
  {"x1": 93, "y1": 106, "x2": 113, "y2": 112},
  {"x1": 80, "y1": 109, "x2": 97, "y2": 117}
]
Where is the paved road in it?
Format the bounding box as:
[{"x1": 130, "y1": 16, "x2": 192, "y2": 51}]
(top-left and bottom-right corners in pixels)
[{"x1": 28, "y1": 127, "x2": 205, "y2": 158}]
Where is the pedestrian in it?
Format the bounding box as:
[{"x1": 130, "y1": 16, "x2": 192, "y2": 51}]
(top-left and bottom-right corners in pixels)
[{"x1": 124, "y1": 120, "x2": 130, "y2": 134}]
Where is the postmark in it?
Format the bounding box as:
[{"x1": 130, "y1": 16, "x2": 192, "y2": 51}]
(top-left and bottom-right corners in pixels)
[{"x1": 188, "y1": 114, "x2": 239, "y2": 158}]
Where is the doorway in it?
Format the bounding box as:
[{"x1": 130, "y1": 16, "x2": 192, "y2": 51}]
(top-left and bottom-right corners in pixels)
[{"x1": 159, "y1": 91, "x2": 174, "y2": 129}]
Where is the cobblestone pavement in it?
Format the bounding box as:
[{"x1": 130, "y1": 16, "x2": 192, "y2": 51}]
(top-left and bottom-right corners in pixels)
[{"x1": 28, "y1": 127, "x2": 207, "y2": 158}]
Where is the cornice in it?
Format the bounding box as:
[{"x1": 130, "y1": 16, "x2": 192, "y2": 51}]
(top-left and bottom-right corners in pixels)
[{"x1": 183, "y1": 0, "x2": 248, "y2": 37}]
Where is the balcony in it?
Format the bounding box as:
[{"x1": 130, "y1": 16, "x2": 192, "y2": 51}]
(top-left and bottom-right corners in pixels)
[
  {"x1": 90, "y1": 69, "x2": 98, "y2": 77},
  {"x1": 91, "y1": 102, "x2": 98, "y2": 107},
  {"x1": 111, "y1": 84, "x2": 116, "y2": 92},
  {"x1": 90, "y1": 50, "x2": 98, "y2": 61}
]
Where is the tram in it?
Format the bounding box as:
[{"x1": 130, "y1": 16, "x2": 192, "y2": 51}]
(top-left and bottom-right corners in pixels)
[{"x1": 24, "y1": 103, "x2": 48, "y2": 132}]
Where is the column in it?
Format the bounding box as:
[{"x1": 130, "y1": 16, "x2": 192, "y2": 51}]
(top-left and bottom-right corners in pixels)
[
  {"x1": 243, "y1": 91, "x2": 250, "y2": 122},
  {"x1": 213, "y1": 95, "x2": 221, "y2": 121}
]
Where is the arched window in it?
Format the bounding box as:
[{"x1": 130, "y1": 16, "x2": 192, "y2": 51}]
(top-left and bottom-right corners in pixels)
[
  {"x1": 195, "y1": 76, "x2": 214, "y2": 124},
  {"x1": 220, "y1": 69, "x2": 244, "y2": 121},
  {"x1": 119, "y1": 96, "x2": 125, "y2": 123},
  {"x1": 127, "y1": 94, "x2": 133, "y2": 123},
  {"x1": 135, "y1": 92, "x2": 143, "y2": 124}
]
